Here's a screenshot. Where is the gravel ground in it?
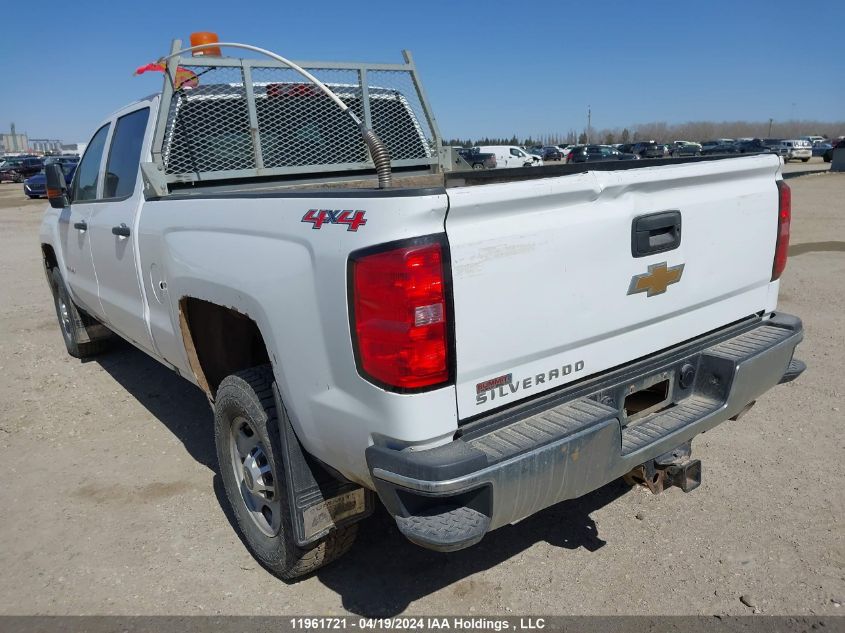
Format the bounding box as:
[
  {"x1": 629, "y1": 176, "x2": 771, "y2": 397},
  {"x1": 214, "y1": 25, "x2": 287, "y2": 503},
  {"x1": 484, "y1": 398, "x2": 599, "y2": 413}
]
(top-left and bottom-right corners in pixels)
[{"x1": 0, "y1": 159, "x2": 842, "y2": 616}]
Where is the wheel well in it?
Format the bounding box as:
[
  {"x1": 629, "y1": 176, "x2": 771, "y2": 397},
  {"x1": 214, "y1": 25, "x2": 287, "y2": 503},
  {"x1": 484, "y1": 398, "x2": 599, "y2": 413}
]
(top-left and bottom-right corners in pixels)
[
  {"x1": 42, "y1": 244, "x2": 58, "y2": 271},
  {"x1": 179, "y1": 297, "x2": 271, "y2": 398}
]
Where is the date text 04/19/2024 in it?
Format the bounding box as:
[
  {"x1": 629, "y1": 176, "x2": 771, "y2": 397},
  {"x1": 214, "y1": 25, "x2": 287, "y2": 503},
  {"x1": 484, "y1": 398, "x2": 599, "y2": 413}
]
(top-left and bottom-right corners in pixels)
[{"x1": 289, "y1": 617, "x2": 547, "y2": 630}]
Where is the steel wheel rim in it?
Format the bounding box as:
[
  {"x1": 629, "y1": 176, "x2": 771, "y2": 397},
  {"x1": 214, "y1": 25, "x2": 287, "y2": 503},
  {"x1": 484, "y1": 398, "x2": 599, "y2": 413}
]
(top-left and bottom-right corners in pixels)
[
  {"x1": 229, "y1": 415, "x2": 281, "y2": 537},
  {"x1": 56, "y1": 290, "x2": 73, "y2": 339}
]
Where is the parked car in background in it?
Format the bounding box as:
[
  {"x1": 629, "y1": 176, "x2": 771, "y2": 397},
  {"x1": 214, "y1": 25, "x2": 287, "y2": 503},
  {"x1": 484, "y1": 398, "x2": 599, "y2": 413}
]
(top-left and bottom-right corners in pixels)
[
  {"x1": 800, "y1": 135, "x2": 825, "y2": 145},
  {"x1": 812, "y1": 142, "x2": 832, "y2": 157},
  {"x1": 456, "y1": 147, "x2": 496, "y2": 170},
  {"x1": 541, "y1": 146, "x2": 563, "y2": 161},
  {"x1": 671, "y1": 141, "x2": 702, "y2": 157},
  {"x1": 524, "y1": 147, "x2": 544, "y2": 161},
  {"x1": 24, "y1": 160, "x2": 78, "y2": 199},
  {"x1": 823, "y1": 139, "x2": 845, "y2": 162},
  {"x1": 566, "y1": 144, "x2": 639, "y2": 163},
  {"x1": 701, "y1": 143, "x2": 740, "y2": 156},
  {"x1": 762, "y1": 139, "x2": 788, "y2": 158},
  {"x1": 734, "y1": 139, "x2": 772, "y2": 154},
  {"x1": 779, "y1": 140, "x2": 812, "y2": 163},
  {"x1": 477, "y1": 145, "x2": 543, "y2": 168},
  {"x1": 557, "y1": 145, "x2": 576, "y2": 162},
  {"x1": 0, "y1": 156, "x2": 44, "y2": 183},
  {"x1": 632, "y1": 141, "x2": 665, "y2": 159}
]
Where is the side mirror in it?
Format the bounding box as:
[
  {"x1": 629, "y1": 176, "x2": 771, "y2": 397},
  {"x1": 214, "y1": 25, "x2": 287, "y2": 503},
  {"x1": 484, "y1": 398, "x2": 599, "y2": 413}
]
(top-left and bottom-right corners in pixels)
[{"x1": 46, "y1": 164, "x2": 70, "y2": 209}]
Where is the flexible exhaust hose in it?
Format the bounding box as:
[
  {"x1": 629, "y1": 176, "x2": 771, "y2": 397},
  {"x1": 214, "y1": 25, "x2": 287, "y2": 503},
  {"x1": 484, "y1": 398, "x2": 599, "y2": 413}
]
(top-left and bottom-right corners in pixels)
[
  {"x1": 359, "y1": 123, "x2": 392, "y2": 189},
  {"x1": 158, "y1": 41, "x2": 393, "y2": 188}
]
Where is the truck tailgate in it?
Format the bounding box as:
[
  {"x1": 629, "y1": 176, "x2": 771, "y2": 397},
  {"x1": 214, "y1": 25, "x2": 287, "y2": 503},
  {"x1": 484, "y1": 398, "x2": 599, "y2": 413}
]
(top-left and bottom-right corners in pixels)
[{"x1": 445, "y1": 154, "x2": 782, "y2": 418}]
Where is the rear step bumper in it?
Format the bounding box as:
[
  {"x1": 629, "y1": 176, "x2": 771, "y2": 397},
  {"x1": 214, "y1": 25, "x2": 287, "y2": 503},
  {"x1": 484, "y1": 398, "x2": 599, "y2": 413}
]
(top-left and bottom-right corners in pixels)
[{"x1": 367, "y1": 313, "x2": 805, "y2": 552}]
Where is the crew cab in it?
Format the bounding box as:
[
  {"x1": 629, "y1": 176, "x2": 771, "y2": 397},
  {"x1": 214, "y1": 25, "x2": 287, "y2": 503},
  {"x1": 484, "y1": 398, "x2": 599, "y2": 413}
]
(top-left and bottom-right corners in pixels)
[{"x1": 40, "y1": 37, "x2": 805, "y2": 579}]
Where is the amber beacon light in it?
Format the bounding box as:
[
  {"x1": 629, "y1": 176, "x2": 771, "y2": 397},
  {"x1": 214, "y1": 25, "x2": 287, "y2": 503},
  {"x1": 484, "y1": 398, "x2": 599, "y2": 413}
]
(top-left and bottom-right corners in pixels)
[{"x1": 189, "y1": 32, "x2": 222, "y2": 56}]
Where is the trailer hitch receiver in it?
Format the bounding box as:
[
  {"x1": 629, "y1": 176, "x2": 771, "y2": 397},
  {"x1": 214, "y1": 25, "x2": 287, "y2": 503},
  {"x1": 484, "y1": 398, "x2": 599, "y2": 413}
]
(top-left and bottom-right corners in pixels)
[{"x1": 624, "y1": 443, "x2": 702, "y2": 494}]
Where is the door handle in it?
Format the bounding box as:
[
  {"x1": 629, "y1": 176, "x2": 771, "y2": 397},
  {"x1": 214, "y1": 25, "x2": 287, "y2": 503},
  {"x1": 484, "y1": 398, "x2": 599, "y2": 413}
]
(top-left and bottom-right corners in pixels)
[
  {"x1": 112, "y1": 223, "x2": 130, "y2": 237},
  {"x1": 631, "y1": 211, "x2": 682, "y2": 257},
  {"x1": 73, "y1": 220, "x2": 87, "y2": 231}
]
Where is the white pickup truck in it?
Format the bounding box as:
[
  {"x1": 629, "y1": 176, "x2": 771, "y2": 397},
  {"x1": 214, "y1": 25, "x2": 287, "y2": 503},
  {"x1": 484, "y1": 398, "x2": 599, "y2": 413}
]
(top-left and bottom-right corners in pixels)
[{"x1": 40, "y1": 39, "x2": 805, "y2": 579}]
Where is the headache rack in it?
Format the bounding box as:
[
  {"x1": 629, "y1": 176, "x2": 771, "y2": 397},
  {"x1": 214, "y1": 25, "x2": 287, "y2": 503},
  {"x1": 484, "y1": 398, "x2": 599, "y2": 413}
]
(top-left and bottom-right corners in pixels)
[{"x1": 142, "y1": 40, "x2": 443, "y2": 195}]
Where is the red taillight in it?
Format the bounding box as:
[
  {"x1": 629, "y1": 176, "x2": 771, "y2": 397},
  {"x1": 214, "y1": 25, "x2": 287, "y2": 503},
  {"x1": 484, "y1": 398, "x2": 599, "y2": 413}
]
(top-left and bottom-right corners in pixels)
[
  {"x1": 351, "y1": 241, "x2": 450, "y2": 390},
  {"x1": 772, "y1": 180, "x2": 791, "y2": 281}
]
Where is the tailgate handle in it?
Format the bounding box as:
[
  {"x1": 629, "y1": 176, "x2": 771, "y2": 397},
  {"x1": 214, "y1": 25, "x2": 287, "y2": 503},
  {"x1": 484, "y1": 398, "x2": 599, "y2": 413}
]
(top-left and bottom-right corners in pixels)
[{"x1": 632, "y1": 211, "x2": 681, "y2": 257}]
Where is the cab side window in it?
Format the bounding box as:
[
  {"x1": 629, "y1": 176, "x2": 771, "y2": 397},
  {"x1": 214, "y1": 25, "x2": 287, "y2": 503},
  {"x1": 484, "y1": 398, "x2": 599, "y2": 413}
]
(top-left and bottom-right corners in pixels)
[
  {"x1": 510, "y1": 148, "x2": 522, "y2": 157},
  {"x1": 104, "y1": 108, "x2": 150, "y2": 199},
  {"x1": 72, "y1": 124, "x2": 111, "y2": 202}
]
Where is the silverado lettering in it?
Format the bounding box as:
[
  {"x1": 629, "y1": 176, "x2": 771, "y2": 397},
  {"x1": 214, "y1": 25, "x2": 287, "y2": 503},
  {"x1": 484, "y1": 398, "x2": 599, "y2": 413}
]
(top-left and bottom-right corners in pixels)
[{"x1": 476, "y1": 361, "x2": 586, "y2": 405}]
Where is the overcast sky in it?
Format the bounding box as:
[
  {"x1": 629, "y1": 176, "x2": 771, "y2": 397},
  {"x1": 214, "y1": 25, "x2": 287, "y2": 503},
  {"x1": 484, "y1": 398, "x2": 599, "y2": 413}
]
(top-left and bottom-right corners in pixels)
[{"x1": 2, "y1": 0, "x2": 843, "y2": 143}]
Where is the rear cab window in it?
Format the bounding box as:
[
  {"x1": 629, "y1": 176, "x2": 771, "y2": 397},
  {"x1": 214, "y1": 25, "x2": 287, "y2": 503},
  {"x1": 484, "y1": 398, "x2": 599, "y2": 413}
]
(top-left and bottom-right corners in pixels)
[{"x1": 104, "y1": 108, "x2": 150, "y2": 199}]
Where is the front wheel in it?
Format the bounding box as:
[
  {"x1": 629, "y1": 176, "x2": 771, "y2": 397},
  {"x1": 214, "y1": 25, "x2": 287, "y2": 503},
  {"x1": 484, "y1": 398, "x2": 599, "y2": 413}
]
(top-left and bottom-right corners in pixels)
[
  {"x1": 801, "y1": 158, "x2": 809, "y2": 163},
  {"x1": 49, "y1": 268, "x2": 111, "y2": 358},
  {"x1": 214, "y1": 365, "x2": 357, "y2": 579},
  {"x1": 472, "y1": 163, "x2": 484, "y2": 170}
]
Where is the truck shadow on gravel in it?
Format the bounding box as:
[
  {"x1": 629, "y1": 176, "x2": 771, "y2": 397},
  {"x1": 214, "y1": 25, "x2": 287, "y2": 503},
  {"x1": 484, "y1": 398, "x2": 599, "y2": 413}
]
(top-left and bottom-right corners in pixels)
[
  {"x1": 95, "y1": 339, "x2": 217, "y2": 469},
  {"x1": 315, "y1": 482, "x2": 628, "y2": 616},
  {"x1": 96, "y1": 339, "x2": 631, "y2": 616}
]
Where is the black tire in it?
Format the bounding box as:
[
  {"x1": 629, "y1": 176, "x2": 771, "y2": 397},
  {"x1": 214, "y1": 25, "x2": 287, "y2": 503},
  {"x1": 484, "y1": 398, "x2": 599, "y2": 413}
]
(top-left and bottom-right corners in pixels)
[
  {"x1": 214, "y1": 365, "x2": 357, "y2": 579},
  {"x1": 27, "y1": 195, "x2": 38, "y2": 199},
  {"x1": 801, "y1": 158, "x2": 809, "y2": 163},
  {"x1": 472, "y1": 162, "x2": 484, "y2": 170},
  {"x1": 49, "y1": 268, "x2": 111, "y2": 358}
]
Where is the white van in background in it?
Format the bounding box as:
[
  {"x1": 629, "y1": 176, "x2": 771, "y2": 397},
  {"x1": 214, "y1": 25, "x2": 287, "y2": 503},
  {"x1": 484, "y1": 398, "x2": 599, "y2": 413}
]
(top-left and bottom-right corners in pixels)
[
  {"x1": 476, "y1": 145, "x2": 543, "y2": 168},
  {"x1": 779, "y1": 139, "x2": 812, "y2": 162}
]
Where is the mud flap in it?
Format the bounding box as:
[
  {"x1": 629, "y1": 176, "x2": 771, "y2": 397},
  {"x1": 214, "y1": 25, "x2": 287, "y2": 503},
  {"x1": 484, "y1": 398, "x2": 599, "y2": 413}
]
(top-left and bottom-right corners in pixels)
[{"x1": 272, "y1": 384, "x2": 373, "y2": 547}]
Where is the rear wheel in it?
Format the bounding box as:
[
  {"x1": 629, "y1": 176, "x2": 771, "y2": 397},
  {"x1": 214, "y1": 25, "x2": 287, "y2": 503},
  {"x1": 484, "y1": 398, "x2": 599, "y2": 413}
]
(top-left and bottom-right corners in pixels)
[
  {"x1": 214, "y1": 365, "x2": 357, "y2": 579},
  {"x1": 801, "y1": 158, "x2": 809, "y2": 163},
  {"x1": 49, "y1": 268, "x2": 111, "y2": 358},
  {"x1": 472, "y1": 162, "x2": 484, "y2": 170}
]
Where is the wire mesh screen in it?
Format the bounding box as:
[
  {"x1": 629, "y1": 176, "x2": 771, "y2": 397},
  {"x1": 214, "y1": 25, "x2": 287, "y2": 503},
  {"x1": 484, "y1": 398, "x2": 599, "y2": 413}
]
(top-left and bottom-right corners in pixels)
[
  {"x1": 162, "y1": 65, "x2": 255, "y2": 175},
  {"x1": 367, "y1": 70, "x2": 435, "y2": 161},
  {"x1": 250, "y1": 67, "x2": 367, "y2": 168},
  {"x1": 158, "y1": 59, "x2": 439, "y2": 180}
]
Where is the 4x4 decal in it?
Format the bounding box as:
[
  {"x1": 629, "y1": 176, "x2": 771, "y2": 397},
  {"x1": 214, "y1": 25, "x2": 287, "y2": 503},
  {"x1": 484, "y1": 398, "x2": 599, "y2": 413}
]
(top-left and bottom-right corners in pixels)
[{"x1": 301, "y1": 209, "x2": 367, "y2": 232}]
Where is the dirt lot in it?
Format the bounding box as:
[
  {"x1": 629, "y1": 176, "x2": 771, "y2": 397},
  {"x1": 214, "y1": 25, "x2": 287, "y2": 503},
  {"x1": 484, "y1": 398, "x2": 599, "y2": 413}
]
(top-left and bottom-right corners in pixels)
[{"x1": 0, "y1": 159, "x2": 842, "y2": 616}]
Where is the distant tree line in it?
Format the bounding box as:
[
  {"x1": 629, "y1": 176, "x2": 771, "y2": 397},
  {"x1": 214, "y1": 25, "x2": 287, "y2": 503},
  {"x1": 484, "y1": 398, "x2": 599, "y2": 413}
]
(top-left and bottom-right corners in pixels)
[{"x1": 446, "y1": 119, "x2": 845, "y2": 147}]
